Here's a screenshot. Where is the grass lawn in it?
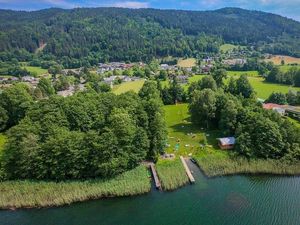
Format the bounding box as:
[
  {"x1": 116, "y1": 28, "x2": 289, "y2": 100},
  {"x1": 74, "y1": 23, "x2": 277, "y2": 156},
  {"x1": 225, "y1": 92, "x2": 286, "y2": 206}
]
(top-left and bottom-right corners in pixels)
[
  {"x1": 23, "y1": 66, "x2": 48, "y2": 76},
  {"x1": 0, "y1": 165, "x2": 151, "y2": 209},
  {"x1": 220, "y1": 44, "x2": 245, "y2": 53},
  {"x1": 163, "y1": 104, "x2": 220, "y2": 157},
  {"x1": 177, "y1": 58, "x2": 196, "y2": 68},
  {"x1": 112, "y1": 80, "x2": 145, "y2": 95}
]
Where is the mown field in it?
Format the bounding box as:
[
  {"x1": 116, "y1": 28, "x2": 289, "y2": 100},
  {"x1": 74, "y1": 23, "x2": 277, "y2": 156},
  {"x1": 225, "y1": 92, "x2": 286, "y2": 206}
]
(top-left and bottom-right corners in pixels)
[
  {"x1": 112, "y1": 80, "x2": 145, "y2": 95},
  {"x1": 265, "y1": 55, "x2": 300, "y2": 65},
  {"x1": 0, "y1": 165, "x2": 151, "y2": 209},
  {"x1": 226, "y1": 73, "x2": 300, "y2": 99},
  {"x1": 177, "y1": 58, "x2": 196, "y2": 68},
  {"x1": 156, "y1": 159, "x2": 189, "y2": 191},
  {"x1": 164, "y1": 104, "x2": 220, "y2": 156}
]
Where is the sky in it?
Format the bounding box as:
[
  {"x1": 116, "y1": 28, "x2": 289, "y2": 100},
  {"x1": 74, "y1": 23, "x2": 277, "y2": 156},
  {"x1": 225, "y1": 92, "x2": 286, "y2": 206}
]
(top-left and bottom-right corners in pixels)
[{"x1": 0, "y1": 0, "x2": 299, "y2": 21}]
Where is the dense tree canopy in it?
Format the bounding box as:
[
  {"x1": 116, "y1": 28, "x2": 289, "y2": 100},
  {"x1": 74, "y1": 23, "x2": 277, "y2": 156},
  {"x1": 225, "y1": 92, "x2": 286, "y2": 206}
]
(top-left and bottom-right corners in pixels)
[
  {"x1": 0, "y1": 7, "x2": 300, "y2": 67},
  {"x1": 0, "y1": 81, "x2": 167, "y2": 180}
]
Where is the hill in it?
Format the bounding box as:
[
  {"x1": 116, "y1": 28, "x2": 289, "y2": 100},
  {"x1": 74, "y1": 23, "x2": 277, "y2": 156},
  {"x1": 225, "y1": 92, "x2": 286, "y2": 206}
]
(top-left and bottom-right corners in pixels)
[{"x1": 0, "y1": 7, "x2": 300, "y2": 67}]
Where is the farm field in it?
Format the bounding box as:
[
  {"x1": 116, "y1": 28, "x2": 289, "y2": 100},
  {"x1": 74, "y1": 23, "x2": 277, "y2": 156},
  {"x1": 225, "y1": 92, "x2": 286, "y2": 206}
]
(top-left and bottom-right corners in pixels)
[
  {"x1": 23, "y1": 66, "x2": 48, "y2": 76},
  {"x1": 112, "y1": 80, "x2": 145, "y2": 95},
  {"x1": 177, "y1": 58, "x2": 196, "y2": 68},
  {"x1": 265, "y1": 55, "x2": 300, "y2": 65}
]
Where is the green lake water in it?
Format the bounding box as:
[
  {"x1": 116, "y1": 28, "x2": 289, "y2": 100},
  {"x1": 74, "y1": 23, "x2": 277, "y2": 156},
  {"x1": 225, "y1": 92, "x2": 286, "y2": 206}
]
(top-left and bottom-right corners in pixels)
[{"x1": 1, "y1": 161, "x2": 300, "y2": 225}]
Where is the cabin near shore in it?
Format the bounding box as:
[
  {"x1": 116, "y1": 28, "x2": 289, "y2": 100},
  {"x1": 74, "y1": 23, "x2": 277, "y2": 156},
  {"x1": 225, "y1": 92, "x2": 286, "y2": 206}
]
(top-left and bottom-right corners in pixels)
[{"x1": 218, "y1": 137, "x2": 236, "y2": 150}]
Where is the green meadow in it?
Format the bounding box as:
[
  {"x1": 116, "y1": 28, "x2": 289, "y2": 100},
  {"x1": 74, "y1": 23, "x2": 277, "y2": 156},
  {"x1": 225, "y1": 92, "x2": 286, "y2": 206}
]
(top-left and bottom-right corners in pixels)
[
  {"x1": 0, "y1": 133, "x2": 6, "y2": 153},
  {"x1": 220, "y1": 44, "x2": 246, "y2": 52},
  {"x1": 113, "y1": 80, "x2": 145, "y2": 95},
  {"x1": 23, "y1": 66, "x2": 48, "y2": 76}
]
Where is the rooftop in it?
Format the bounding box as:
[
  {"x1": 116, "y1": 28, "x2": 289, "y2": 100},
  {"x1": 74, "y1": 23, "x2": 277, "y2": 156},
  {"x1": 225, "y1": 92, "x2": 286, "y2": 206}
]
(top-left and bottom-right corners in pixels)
[{"x1": 218, "y1": 137, "x2": 235, "y2": 145}]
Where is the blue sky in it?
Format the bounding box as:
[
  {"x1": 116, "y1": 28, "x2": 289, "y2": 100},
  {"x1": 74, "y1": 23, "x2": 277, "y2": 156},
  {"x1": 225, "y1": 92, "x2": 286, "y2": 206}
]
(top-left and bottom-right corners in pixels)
[{"x1": 0, "y1": 0, "x2": 299, "y2": 21}]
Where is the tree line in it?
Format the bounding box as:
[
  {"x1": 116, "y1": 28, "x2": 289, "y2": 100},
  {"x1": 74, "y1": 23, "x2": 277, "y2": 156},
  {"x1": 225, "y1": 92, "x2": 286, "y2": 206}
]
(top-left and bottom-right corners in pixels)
[{"x1": 0, "y1": 81, "x2": 167, "y2": 180}]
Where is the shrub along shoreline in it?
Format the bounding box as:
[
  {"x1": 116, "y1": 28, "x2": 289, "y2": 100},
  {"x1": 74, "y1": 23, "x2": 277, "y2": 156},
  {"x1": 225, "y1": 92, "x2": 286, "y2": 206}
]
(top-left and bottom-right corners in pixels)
[
  {"x1": 156, "y1": 159, "x2": 189, "y2": 191},
  {"x1": 194, "y1": 154, "x2": 300, "y2": 178},
  {"x1": 0, "y1": 165, "x2": 151, "y2": 210}
]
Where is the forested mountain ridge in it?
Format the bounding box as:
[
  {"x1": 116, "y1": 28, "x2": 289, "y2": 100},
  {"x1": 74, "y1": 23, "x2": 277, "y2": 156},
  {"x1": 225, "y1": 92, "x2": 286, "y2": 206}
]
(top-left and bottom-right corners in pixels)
[{"x1": 0, "y1": 7, "x2": 300, "y2": 66}]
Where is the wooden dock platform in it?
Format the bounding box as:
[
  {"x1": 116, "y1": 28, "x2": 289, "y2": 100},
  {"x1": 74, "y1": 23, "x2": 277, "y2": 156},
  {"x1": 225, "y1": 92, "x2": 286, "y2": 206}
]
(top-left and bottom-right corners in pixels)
[
  {"x1": 180, "y1": 156, "x2": 195, "y2": 183},
  {"x1": 149, "y1": 163, "x2": 162, "y2": 190}
]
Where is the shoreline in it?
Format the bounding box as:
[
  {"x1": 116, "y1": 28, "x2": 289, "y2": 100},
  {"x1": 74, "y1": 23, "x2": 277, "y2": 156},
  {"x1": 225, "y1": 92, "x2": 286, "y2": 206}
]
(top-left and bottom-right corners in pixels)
[{"x1": 1, "y1": 157, "x2": 300, "y2": 210}]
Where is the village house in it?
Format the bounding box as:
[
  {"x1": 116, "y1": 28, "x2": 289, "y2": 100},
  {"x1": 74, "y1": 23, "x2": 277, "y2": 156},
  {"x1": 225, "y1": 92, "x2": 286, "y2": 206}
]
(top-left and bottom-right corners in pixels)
[
  {"x1": 62, "y1": 68, "x2": 83, "y2": 76},
  {"x1": 21, "y1": 76, "x2": 39, "y2": 87},
  {"x1": 160, "y1": 64, "x2": 177, "y2": 71},
  {"x1": 223, "y1": 58, "x2": 247, "y2": 66},
  {"x1": 103, "y1": 75, "x2": 140, "y2": 88},
  {"x1": 97, "y1": 62, "x2": 134, "y2": 74},
  {"x1": 218, "y1": 137, "x2": 236, "y2": 150},
  {"x1": 263, "y1": 103, "x2": 286, "y2": 116},
  {"x1": 176, "y1": 75, "x2": 189, "y2": 84}
]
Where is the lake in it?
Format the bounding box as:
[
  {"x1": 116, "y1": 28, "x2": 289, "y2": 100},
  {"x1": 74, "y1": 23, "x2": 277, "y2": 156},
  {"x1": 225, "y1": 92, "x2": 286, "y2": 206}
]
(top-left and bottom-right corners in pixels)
[{"x1": 1, "y1": 161, "x2": 300, "y2": 225}]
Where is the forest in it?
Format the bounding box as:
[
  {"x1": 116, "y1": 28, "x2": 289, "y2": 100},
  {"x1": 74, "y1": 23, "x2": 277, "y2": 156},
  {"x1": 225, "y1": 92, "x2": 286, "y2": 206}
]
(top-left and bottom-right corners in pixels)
[
  {"x1": 0, "y1": 81, "x2": 167, "y2": 180},
  {"x1": 0, "y1": 7, "x2": 300, "y2": 68}
]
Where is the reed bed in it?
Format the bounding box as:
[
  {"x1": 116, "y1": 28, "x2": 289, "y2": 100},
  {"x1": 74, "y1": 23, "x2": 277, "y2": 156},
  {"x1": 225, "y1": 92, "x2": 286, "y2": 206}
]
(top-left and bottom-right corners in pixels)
[
  {"x1": 195, "y1": 154, "x2": 300, "y2": 177},
  {"x1": 0, "y1": 165, "x2": 151, "y2": 209},
  {"x1": 156, "y1": 159, "x2": 189, "y2": 191}
]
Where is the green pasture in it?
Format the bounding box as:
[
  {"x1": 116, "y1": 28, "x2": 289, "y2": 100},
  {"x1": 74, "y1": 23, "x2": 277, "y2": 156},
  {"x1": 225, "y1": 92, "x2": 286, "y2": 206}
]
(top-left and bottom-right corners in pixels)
[
  {"x1": 23, "y1": 66, "x2": 48, "y2": 76},
  {"x1": 0, "y1": 133, "x2": 6, "y2": 153},
  {"x1": 227, "y1": 70, "x2": 259, "y2": 77},
  {"x1": 177, "y1": 58, "x2": 196, "y2": 68},
  {"x1": 279, "y1": 65, "x2": 300, "y2": 72}
]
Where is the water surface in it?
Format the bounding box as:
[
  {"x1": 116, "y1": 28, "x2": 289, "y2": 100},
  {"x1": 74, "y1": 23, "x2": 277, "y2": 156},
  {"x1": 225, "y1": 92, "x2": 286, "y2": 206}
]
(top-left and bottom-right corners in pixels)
[{"x1": 1, "y1": 161, "x2": 300, "y2": 225}]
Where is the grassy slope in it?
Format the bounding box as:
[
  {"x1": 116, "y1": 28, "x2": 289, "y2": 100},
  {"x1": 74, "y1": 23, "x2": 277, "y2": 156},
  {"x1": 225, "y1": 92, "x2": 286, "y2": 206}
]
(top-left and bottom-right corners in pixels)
[
  {"x1": 0, "y1": 165, "x2": 151, "y2": 209},
  {"x1": 227, "y1": 70, "x2": 259, "y2": 77},
  {"x1": 156, "y1": 159, "x2": 189, "y2": 191},
  {"x1": 177, "y1": 58, "x2": 196, "y2": 68},
  {"x1": 113, "y1": 80, "x2": 145, "y2": 95},
  {"x1": 220, "y1": 44, "x2": 245, "y2": 52}
]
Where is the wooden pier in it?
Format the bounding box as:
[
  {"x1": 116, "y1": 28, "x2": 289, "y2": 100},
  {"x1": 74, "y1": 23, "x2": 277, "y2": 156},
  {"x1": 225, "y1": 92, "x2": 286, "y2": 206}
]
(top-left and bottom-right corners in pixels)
[
  {"x1": 180, "y1": 156, "x2": 195, "y2": 183},
  {"x1": 149, "y1": 163, "x2": 162, "y2": 190}
]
